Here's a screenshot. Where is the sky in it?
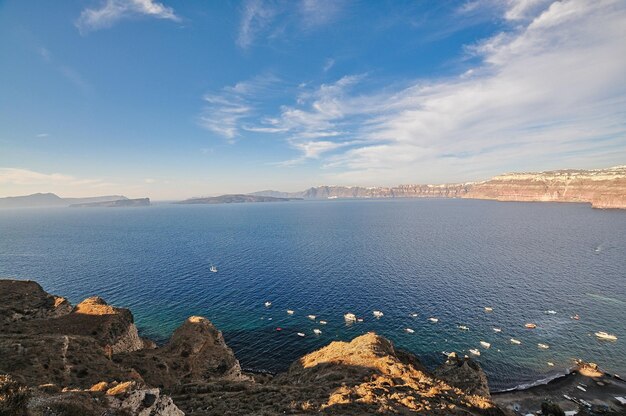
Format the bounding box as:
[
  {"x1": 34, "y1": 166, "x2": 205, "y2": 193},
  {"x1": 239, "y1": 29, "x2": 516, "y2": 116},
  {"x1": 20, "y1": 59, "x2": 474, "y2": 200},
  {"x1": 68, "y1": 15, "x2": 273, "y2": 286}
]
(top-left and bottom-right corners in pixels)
[{"x1": 1, "y1": 0, "x2": 625, "y2": 199}]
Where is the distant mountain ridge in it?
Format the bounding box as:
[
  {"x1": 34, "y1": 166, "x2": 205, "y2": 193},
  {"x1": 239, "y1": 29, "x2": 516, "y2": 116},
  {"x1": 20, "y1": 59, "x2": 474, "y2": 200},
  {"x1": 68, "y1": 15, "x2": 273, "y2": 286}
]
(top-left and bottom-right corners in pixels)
[
  {"x1": 251, "y1": 166, "x2": 626, "y2": 209},
  {"x1": 69, "y1": 198, "x2": 150, "y2": 208},
  {"x1": 0, "y1": 193, "x2": 130, "y2": 208},
  {"x1": 176, "y1": 194, "x2": 301, "y2": 205}
]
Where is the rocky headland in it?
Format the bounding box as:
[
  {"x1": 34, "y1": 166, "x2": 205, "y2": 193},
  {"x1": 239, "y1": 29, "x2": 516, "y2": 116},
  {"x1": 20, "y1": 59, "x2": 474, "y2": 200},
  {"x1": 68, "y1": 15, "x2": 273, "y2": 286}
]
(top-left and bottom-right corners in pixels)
[
  {"x1": 176, "y1": 194, "x2": 301, "y2": 204},
  {"x1": 69, "y1": 198, "x2": 150, "y2": 208},
  {"x1": 1, "y1": 280, "x2": 625, "y2": 415},
  {"x1": 251, "y1": 166, "x2": 626, "y2": 209}
]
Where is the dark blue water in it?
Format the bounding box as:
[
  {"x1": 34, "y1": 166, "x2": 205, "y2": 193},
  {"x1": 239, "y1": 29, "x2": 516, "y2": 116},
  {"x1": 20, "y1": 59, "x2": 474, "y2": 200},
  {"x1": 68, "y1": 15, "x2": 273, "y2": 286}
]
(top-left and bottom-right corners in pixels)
[{"x1": 1, "y1": 199, "x2": 624, "y2": 391}]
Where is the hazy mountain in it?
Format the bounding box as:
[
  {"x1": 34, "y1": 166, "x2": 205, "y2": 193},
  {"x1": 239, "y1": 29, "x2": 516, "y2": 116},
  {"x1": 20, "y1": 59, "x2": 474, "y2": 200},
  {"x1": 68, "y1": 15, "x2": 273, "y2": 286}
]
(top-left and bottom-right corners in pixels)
[
  {"x1": 176, "y1": 194, "x2": 300, "y2": 204},
  {"x1": 0, "y1": 193, "x2": 129, "y2": 208}
]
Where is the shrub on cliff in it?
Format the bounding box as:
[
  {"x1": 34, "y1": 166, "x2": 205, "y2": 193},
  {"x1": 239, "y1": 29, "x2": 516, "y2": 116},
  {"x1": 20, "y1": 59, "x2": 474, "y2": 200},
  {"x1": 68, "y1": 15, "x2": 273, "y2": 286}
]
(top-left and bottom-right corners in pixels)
[{"x1": 0, "y1": 374, "x2": 29, "y2": 416}]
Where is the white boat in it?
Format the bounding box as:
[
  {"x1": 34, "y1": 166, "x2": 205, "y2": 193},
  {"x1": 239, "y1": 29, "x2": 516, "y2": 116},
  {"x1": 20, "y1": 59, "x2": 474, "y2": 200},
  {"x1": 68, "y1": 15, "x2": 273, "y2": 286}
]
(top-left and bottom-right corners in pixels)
[
  {"x1": 458, "y1": 325, "x2": 469, "y2": 331},
  {"x1": 344, "y1": 313, "x2": 357, "y2": 322},
  {"x1": 525, "y1": 323, "x2": 537, "y2": 329},
  {"x1": 313, "y1": 329, "x2": 322, "y2": 335},
  {"x1": 287, "y1": 310, "x2": 294, "y2": 315},
  {"x1": 405, "y1": 328, "x2": 415, "y2": 333},
  {"x1": 428, "y1": 317, "x2": 439, "y2": 323},
  {"x1": 595, "y1": 331, "x2": 617, "y2": 340},
  {"x1": 538, "y1": 343, "x2": 550, "y2": 349},
  {"x1": 373, "y1": 310, "x2": 384, "y2": 318},
  {"x1": 484, "y1": 307, "x2": 493, "y2": 312},
  {"x1": 548, "y1": 362, "x2": 555, "y2": 366},
  {"x1": 577, "y1": 385, "x2": 587, "y2": 392},
  {"x1": 469, "y1": 349, "x2": 481, "y2": 356},
  {"x1": 210, "y1": 265, "x2": 218, "y2": 273},
  {"x1": 410, "y1": 313, "x2": 418, "y2": 317},
  {"x1": 319, "y1": 320, "x2": 327, "y2": 325},
  {"x1": 545, "y1": 310, "x2": 557, "y2": 315},
  {"x1": 307, "y1": 315, "x2": 316, "y2": 320},
  {"x1": 264, "y1": 301, "x2": 272, "y2": 307},
  {"x1": 480, "y1": 341, "x2": 491, "y2": 348},
  {"x1": 493, "y1": 327, "x2": 502, "y2": 333},
  {"x1": 357, "y1": 318, "x2": 364, "y2": 322},
  {"x1": 297, "y1": 332, "x2": 305, "y2": 337},
  {"x1": 510, "y1": 338, "x2": 521, "y2": 345}
]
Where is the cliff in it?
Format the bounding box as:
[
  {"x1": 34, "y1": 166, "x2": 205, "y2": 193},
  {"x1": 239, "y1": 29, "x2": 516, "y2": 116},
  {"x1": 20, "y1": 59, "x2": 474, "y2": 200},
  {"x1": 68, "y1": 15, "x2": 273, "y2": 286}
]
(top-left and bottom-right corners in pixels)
[
  {"x1": 465, "y1": 166, "x2": 626, "y2": 209},
  {"x1": 250, "y1": 166, "x2": 626, "y2": 209},
  {"x1": 0, "y1": 280, "x2": 507, "y2": 415}
]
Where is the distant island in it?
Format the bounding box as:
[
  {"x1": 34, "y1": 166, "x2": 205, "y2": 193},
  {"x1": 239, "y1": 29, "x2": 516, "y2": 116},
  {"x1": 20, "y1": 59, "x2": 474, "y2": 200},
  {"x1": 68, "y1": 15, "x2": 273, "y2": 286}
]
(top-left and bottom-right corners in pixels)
[
  {"x1": 250, "y1": 165, "x2": 626, "y2": 209},
  {"x1": 175, "y1": 194, "x2": 301, "y2": 205},
  {"x1": 69, "y1": 198, "x2": 150, "y2": 208},
  {"x1": 0, "y1": 193, "x2": 138, "y2": 209}
]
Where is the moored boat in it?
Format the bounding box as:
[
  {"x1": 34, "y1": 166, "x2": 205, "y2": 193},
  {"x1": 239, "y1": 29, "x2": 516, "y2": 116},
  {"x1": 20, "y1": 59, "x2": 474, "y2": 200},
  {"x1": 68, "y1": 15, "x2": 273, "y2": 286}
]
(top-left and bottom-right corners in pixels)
[
  {"x1": 344, "y1": 313, "x2": 357, "y2": 322},
  {"x1": 458, "y1": 325, "x2": 469, "y2": 331},
  {"x1": 480, "y1": 341, "x2": 491, "y2": 348},
  {"x1": 595, "y1": 331, "x2": 617, "y2": 340},
  {"x1": 525, "y1": 323, "x2": 537, "y2": 329},
  {"x1": 373, "y1": 310, "x2": 384, "y2": 318},
  {"x1": 510, "y1": 338, "x2": 521, "y2": 344},
  {"x1": 428, "y1": 317, "x2": 439, "y2": 323},
  {"x1": 307, "y1": 314, "x2": 316, "y2": 320},
  {"x1": 538, "y1": 343, "x2": 550, "y2": 349},
  {"x1": 469, "y1": 349, "x2": 481, "y2": 356}
]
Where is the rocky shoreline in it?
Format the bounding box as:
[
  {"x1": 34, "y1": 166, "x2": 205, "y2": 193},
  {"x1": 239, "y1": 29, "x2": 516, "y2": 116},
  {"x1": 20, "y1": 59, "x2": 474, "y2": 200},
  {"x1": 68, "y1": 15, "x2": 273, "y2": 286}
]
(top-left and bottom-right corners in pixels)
[{"x1": 1, "y1": 280, "x2": 624, "y2": 415}]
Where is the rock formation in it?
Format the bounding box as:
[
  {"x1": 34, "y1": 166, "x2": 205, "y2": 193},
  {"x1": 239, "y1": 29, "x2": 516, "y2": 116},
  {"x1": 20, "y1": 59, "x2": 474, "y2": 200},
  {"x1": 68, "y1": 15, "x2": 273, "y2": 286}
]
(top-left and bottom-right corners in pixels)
[
  {"x1": 0, "y1": 279, "x2": 509, "y2": 415},
  {"x1": 251, "y1": 165, "x2": 626, "y2": 209}
]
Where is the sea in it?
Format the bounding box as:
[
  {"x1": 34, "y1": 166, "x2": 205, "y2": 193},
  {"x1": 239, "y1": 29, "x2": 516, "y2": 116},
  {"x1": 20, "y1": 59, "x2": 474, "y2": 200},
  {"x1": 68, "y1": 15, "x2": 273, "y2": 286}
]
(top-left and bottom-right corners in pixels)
[{"x1": 0, "y1": 198, "x2": 624, "y2": 391}]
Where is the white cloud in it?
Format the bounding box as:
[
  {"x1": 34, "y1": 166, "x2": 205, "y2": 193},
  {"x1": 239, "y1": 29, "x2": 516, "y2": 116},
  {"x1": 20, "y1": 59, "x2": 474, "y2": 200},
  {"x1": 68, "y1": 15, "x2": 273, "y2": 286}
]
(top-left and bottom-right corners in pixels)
[
  {"x1": 237, "y1": 0, "x2": 276, "y2": 49},
  {"x1": 323, "y1": 58, "x2": 335, "y2": 72},
  {"x1": 0, "y1": 168, "x2": 112, "y2": 189},
  {"x1": 245, "y1": 0, "x2": 626, "y2": 184},
  {"x1": 76, "y1": 0, "x2": 180, "y2": 33},
  {"x1": 198, "y1": 74, "x2": 282, "y2": 141},
  {"x1": 236, "y1": 0, "x2": 345, "y2": 49},
  {"x1": 36, "y1": 133, "x2": 49, "y2": 138}
]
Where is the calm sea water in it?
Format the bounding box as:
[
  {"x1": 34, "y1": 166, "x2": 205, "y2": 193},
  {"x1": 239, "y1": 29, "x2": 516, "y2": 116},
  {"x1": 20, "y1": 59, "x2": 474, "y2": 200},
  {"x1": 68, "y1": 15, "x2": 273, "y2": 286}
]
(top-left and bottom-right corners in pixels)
[{"x1": 1, "y1": 199, "x2": 624, "y2": 391}]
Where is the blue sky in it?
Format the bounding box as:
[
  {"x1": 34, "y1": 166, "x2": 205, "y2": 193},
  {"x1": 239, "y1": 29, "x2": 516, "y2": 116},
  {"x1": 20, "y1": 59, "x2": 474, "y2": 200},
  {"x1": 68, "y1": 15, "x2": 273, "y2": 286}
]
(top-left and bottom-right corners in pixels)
[{"x1": 1, "y1": 0, "x2": 625, "y2": 199}]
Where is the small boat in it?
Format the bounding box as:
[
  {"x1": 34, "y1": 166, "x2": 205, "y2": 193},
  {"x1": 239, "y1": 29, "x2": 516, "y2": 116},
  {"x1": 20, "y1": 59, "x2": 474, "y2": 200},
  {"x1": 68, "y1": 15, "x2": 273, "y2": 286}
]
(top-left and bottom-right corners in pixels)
[
  {"x1": 510, "y1": 338, "x2": 521, "y2": 345},
  {"x1": 276, "y1": 327, "x2": 282, "y2": 331},
  {"x1": 410, "y1": 313, "x2": 418, "y2": 317},
  {"x1": 484, "y1": 307, "x2": 493, "y2": 312},
  {"x1": 313, "y1": 329, "x2": 322, "y2": 335},
  {"x1": 538, "y1": 343, "x2": 550, "y2": 349},
  {"x1": 297, "y1": 332, "x2": 305, "y2": 337},
  {"x1": 287, "y1": 310, "x2": 294, "y2": 315},
  {"x1": 571, "y1": 314, "x2": 580, "y2": 320},
  {"x1": 373, "y1": 310, "x2": 384, "y2": 318},
  {"x1": 428, "y1": 317, "x2": 439, "y2": 323},
  {"x1": 405, "y1": 328, "x2": 415, "y2": 334},
  {"x1": 344, "y1": 313, "x2": 357, "y2": 323},
  {"x1": 548, "y1": 362, "x2": 554, "y2": 366},
  {"x1": 357, "y1": 318, "x2": 364, "y2": 322},
  {"x1": 469, "y1": 349, "x2": 481, "y2": 356},
  {"x1": 595, "y1": 331, "x2": 617, "y2": 341},
  {"x1": 210, "y1": 265, "x2": 218, "y2": 273},
  {"x1": 493, "y1": 327, "x2": 502, "y2": 333},
  {"x1": 525, "y1": 323, "x2": 537, "y2": 329},
  {"x1": 545, "y1": 310, "x2": 557, "y2": 315},
  {"x1": 458, "y1": 325, "x2": 469, "y2": 331},
  {"x1": 307, "y1": 315, "x2": 316, "y2": 320},
  {"x1": 264, "y1": 301, "x2": 272, "y2": 307},
  {"x1": 442, "y1": 351, "x2": 452, "y2": 357},
  {"x1": 319, "y1": 320, "x2": 328, "y2": 325},
  {"x1": 480, "y1": 341, "x2": 491, "y2": 348},
  {"x1": 577, "y1": 385, "x2": 587, "y2": 392}
]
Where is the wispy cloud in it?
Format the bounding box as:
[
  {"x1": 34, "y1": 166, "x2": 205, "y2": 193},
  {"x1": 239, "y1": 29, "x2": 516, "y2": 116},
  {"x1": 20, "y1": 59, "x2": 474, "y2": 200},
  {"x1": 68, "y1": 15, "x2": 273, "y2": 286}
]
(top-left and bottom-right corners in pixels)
[
  {"x1": 0, "y1": 168, "x2": 111, "y2": 188},
  {"x1": 237, "y1": 0, "x2": 277, "y2": 49},
  {"x1": 37, "y1": 47, "x2": 92, "y2": 93},
  {"x1": 230, "y1": 0, "x2": 626, "y2": 183},
  {"x1": 236, "y1": 0, "x2": 345, "y2": 49},
  {"x1": 198, "y1": 74, "x2": 282, "y2": 141},
  {"x1": 76, "y1": 0, "x2": 180, "y2": 34},
  {"x1": 36, "y1": 133, "x2": 49, "y2": 138}
]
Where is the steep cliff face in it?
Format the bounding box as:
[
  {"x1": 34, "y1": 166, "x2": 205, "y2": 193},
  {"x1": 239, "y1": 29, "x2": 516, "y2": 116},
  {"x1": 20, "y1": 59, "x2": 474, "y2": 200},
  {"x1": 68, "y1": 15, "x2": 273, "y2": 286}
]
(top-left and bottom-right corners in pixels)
[
  {"x1": 465, "y1": 166, "x2": 626, "y2": 209},
  {"x1": 254, "y1": 166, "x2": 626, "y2": 209}
]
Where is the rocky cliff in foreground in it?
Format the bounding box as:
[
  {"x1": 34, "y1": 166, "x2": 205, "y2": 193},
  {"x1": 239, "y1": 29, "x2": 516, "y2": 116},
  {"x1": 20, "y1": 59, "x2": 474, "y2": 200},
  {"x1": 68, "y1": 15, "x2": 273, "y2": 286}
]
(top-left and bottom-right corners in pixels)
[
  {"x1": 2, "y1": 280, "x2": 625, "y2": 415},
  {"x1": 0, "y1": 280, "x2": 505, "y2": 415},
  {"x1": 252, "y1": 166, "x2": 626, "y2": 209}
]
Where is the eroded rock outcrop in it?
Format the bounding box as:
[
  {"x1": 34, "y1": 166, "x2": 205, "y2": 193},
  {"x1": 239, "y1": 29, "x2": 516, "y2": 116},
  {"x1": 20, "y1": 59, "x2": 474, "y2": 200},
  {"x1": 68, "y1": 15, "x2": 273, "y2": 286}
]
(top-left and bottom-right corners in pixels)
[{"x1": 1, "y1": 279, "x2": 508, "y2": 415}]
